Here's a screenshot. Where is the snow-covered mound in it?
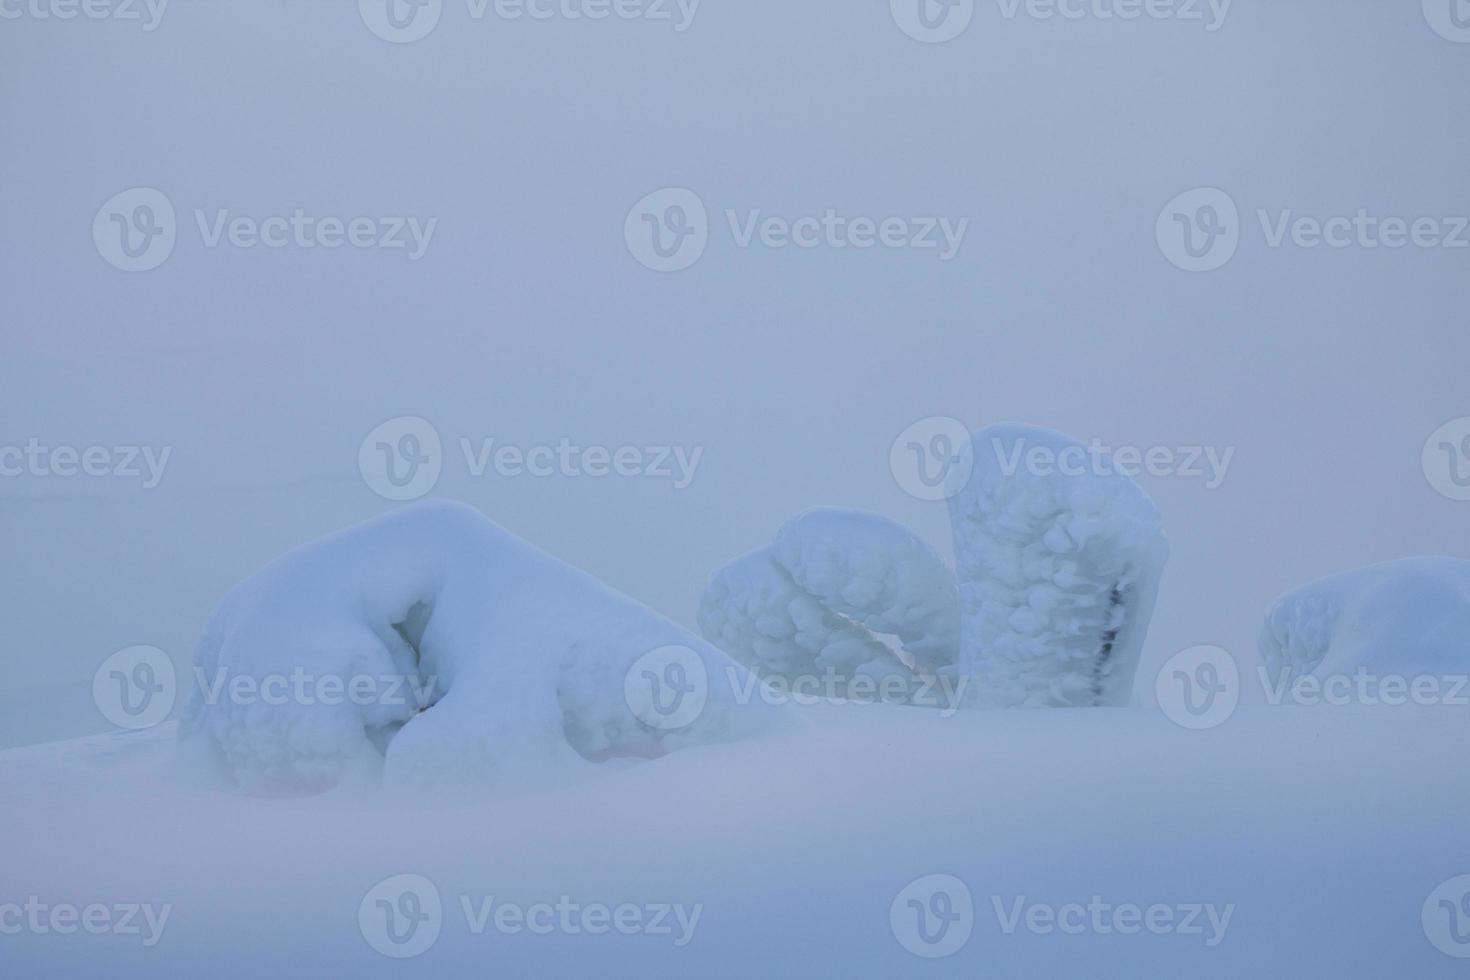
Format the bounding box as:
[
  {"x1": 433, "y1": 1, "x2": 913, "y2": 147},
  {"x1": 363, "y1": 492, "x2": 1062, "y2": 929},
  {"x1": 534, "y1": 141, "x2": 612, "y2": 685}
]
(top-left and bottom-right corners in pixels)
[
  {"x1": 947, "y1": 424, "x2": 1169, "y2": 707},
  {"x1": 1259, "y1": 557, "x2": 1470, "y2": 684},
  {"x1": 181, "y1": 501, "x2": 792, "y2": 796},
  {"x1": 697, "y1": 508, "x2": 960, "y2": 704}
]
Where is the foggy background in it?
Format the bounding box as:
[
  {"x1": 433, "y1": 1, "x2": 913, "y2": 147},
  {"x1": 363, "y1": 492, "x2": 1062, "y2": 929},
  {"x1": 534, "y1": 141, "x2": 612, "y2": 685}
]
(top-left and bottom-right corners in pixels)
[{"x1": 2, "y1": 0, "x2": 1466, "y2": 748}]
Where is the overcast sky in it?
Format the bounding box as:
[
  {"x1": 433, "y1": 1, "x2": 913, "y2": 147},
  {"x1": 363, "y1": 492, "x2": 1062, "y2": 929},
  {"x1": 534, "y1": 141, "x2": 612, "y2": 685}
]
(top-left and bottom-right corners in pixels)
[{"x1": 2, "y1": 0, "x2": 1467, "y2": 747}]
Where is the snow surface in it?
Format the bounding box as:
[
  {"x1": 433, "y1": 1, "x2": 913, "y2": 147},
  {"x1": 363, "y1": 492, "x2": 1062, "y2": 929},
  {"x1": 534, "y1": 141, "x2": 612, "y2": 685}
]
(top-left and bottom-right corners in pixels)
[
  {"x1": 1259, "y1": 557, "x2": 1470, "y2": 683},
  {"x1": 180, "y1": 501, "x2": 792, "y2": 796},
  {"x1": 3, "y1": 703, "x2": 1468, "y2": 979},
  {"x1": 947, "y1": 424, "x2": 1169, "y2": 708},
  {"x1": 697, "y1": 508, "x2": 959, "y2": 703}
]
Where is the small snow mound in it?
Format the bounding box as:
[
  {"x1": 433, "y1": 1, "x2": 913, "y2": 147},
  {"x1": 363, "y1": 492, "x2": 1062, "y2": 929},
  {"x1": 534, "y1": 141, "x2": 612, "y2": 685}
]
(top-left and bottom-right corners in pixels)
[
  {"x1": 698, "y1": 508, "x2": 960, "y2": 703},
  {"x1": 1259, "y1": 557, "x2": 1470, "y2": 682}
]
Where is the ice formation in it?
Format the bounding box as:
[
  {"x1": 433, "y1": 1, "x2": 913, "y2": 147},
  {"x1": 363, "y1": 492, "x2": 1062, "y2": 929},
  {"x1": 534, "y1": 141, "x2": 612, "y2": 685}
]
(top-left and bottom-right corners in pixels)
[
  {"x1": 1258, "y1": 557, "x2": 1470, "y2": 683},
  {"x1": 948, "y1": 424, "x2": 1169, "y2": 707},
  {"x1": 699, "y1": 424, "x2": 1170, "y2": 708},
  {"x1": 697, "y1": 508, "x2": 961, "y2": 704},
  {"x1": 180, "y1": 501, "x2": 791, "y2": 796}
]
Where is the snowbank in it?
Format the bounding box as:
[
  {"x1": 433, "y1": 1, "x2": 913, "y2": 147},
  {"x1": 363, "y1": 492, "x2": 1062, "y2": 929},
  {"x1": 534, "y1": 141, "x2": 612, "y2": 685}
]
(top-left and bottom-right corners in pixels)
[
  {"x1": 181, "y1": 501, "x2": 792, "y2": 796},
  {"x1": 1259, "y1": 557, "x2": 1470, "y2": 683},
  {"x1": 947, "y1": 424, "x2": 1169, "y2": 707}
]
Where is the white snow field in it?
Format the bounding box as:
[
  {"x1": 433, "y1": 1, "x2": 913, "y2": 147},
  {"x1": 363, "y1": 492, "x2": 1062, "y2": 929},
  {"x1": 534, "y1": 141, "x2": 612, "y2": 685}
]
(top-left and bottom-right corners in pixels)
[
  {"x1": 180, "y1": 501, "x2": 793, "y2": 796},
  {"x1": 2, "y1": 701, "x2": 1469, "y2": 978}
]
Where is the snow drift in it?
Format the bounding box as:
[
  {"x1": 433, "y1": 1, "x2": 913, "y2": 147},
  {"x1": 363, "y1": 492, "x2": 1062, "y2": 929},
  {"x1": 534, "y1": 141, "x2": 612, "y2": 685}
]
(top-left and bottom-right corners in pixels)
[
  {"x1": 180, "y1": 501, "x2": 792, "y2": 796},
  {"x1": 1259, "y1": 557, "x2": 1470, "y2": 684}
]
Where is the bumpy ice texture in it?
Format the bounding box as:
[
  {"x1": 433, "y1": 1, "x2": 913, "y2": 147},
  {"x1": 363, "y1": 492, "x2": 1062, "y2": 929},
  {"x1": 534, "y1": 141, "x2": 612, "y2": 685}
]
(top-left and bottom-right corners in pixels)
[
  {"x1": 697, "y1": 508, "x2": 961, "y2": 704},
  {"x1": 946, "y1": 424, "x2": 1169, "y2": 707}
]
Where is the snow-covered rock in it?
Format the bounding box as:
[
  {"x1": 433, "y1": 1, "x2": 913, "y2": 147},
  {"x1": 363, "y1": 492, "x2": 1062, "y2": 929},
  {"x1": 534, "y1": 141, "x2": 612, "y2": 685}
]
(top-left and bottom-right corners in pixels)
[
  {"x1": 1258, "y1": 557, "x2": 1470, "y2": 683},
  {"x1": 697, "y1": 508, "x2": 960, "y2": 704},
  {"x1": 181, "y1": 501, "x2": 792, "y2": 796},
  {"x1": 947, "y1": 424, "x2": 1169, "y2": 707}
]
